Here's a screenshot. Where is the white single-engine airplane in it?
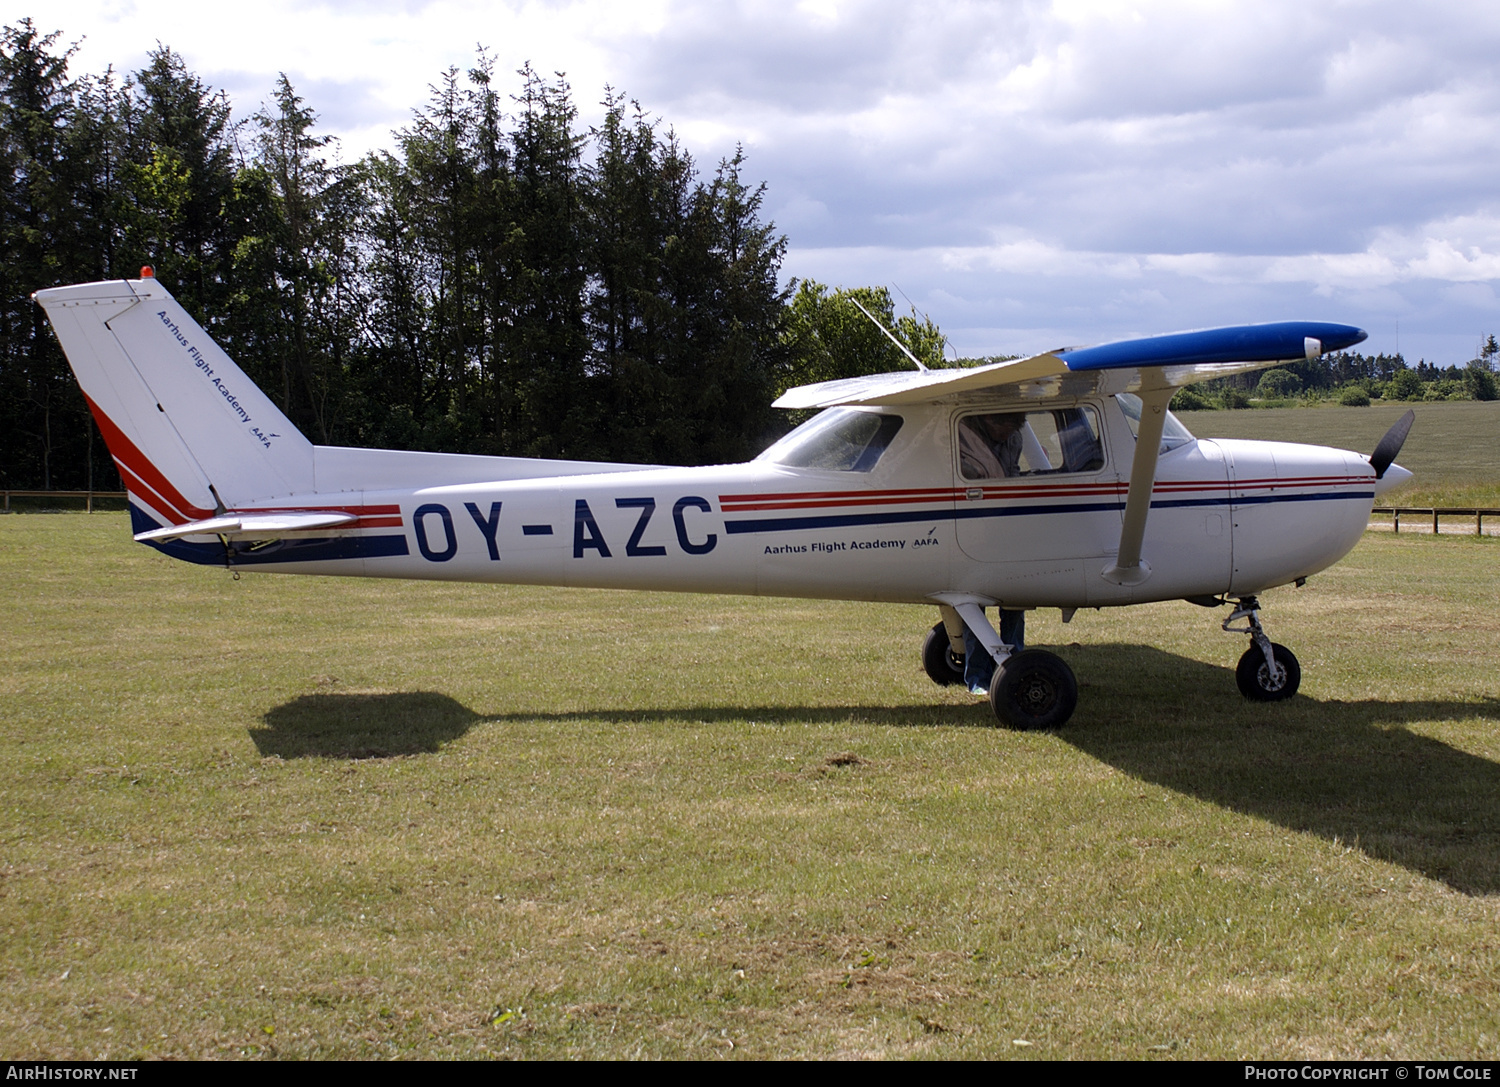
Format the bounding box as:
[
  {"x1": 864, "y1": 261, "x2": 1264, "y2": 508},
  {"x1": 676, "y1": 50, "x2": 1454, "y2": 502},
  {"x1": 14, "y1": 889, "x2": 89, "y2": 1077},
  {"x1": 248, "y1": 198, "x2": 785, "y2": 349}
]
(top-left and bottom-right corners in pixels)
[{"x1": 35, "y1": 274, "x2": 1415, "y2": 728}]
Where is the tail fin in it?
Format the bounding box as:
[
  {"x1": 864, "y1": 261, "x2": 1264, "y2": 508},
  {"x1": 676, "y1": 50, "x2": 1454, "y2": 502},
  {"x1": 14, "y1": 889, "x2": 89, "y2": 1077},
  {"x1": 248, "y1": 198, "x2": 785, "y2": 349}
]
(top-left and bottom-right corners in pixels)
[{"x1": 33, "y1": 277, "x2": 314, "y2": 525}]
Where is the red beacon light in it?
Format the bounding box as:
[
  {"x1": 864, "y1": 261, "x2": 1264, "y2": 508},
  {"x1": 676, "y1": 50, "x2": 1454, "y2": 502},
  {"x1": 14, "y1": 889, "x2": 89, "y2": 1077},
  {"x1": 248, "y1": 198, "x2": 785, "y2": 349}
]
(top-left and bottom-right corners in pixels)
[{"x1": 140, "y1": 265, "x2": 155, "y2": 279}]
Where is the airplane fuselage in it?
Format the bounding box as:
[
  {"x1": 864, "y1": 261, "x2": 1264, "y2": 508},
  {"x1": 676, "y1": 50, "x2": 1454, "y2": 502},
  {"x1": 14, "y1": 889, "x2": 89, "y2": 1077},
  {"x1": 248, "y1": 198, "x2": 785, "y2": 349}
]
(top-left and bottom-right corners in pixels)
[{"x1": 144, "y1": 397, "x2": 1377, "y2": 611}]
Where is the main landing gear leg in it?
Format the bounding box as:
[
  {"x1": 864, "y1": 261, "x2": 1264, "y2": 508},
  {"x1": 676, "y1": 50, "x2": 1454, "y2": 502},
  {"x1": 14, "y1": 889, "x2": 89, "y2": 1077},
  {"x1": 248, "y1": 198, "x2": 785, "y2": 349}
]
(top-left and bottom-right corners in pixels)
[
  {"x1": 923, "y1": 600, "x2": 1077, "y2": 729},
  {"x1": 1223, "y1": 595, "x2": 1301, "y2": 702}
]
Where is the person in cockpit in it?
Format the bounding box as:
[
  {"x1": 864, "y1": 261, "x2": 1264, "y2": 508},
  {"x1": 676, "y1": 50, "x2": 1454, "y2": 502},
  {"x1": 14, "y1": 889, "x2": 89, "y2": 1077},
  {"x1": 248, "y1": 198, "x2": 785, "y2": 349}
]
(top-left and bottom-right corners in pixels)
[{"x1": 958, "y1": 412, "x2": 1024, "y2": 480}]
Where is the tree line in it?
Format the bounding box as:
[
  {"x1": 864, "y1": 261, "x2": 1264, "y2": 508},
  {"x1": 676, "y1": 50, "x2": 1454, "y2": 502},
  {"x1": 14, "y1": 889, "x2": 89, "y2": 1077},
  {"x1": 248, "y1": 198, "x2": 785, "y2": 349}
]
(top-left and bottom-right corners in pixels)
[
  {"x1": 0, "y1": 21, "x2": 946, "y2": 491},
  {"x1": 1177, "y1": 342, "x2": 1499, "y2": 410}
]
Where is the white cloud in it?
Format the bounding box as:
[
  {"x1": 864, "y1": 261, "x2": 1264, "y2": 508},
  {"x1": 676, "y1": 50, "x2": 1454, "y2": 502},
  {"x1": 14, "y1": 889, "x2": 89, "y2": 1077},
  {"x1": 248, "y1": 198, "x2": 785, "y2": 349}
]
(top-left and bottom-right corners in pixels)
[
  {"x1": 22, "y1": 0, "x2": 1500, "y2": 360},
  {"x1": 884, "y1": 215, "x2": 1500, "y2": 293}
]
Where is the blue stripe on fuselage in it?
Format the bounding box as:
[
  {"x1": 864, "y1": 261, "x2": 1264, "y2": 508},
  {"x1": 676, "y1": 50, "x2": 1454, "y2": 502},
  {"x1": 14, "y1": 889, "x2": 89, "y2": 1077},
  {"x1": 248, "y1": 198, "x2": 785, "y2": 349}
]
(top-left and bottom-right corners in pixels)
[{"x1": 723, "y1": 490, "x2": 1374, "y2": 535}]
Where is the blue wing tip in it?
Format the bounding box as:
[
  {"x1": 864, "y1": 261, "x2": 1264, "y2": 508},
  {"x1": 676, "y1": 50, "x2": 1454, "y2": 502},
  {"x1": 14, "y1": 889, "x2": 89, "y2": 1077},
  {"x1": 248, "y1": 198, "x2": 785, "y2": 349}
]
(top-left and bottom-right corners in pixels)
[{"x1": 1061, "y1": 321, "x2": 1371, "y2": 371}]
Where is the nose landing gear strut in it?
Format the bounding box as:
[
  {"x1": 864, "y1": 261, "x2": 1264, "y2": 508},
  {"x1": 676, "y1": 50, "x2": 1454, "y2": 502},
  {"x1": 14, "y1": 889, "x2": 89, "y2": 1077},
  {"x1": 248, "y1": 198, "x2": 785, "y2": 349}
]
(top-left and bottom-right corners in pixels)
[{"x1": 1223, "y1": 596, "x2": 1301, "y2": 701}]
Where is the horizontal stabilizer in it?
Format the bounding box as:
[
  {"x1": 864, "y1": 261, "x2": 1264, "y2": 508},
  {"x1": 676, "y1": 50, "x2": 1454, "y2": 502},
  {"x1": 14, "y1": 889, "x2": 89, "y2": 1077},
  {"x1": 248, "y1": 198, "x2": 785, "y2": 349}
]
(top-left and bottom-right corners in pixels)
[{"x1": 134, "y1": 511, "x2": 358, "y2": 543}]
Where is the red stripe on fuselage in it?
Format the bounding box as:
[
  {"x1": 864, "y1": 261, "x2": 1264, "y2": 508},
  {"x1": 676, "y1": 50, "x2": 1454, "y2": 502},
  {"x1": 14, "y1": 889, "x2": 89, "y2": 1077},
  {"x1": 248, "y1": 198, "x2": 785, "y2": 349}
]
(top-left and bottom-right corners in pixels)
[
  {"x1": 113, "y1": 459, "x2": 190, "y2": 525},
  {"x1": 233, "y1": 503, "x2": 405, "y2": 531},
  {"x1": 723, "y1": 492, "x2": 961, "y2": 511},
  {"x1": 720, "y1": 473, "x2": 1373, "y2": 513},
  {"x1": 719, "y1": 486, "x2": 954, "y2": 510},
  {"x1": 83, "y1": 393, "x2": 213, "y2": 522},
  {"x1": 241, "y1": 503, "x2": 401, "y2": 515}
]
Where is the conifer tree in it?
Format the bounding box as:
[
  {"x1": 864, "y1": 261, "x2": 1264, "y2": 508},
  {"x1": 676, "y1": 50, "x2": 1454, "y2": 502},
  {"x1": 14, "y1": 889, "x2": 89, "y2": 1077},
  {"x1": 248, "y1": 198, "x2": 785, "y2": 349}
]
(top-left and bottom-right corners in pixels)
[
  {"x1": 0, "y1": 21, "x2": 84, "y2": 488},
  {"x1": 234, "y1": 75, "x2": 357, "y2": 442}
]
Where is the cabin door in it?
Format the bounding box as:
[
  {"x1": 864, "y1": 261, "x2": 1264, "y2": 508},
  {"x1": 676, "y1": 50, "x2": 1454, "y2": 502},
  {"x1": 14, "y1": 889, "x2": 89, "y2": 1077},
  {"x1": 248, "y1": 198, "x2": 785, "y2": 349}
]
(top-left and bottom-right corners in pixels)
[{"x1": 952, "y1": 406, "x2": 1122, "y2": 579}]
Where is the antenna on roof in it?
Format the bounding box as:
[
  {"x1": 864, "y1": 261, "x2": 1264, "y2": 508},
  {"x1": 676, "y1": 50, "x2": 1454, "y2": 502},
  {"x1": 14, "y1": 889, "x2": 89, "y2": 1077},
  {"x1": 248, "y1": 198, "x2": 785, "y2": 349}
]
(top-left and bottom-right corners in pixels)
[{"x1": 850, "y1": 298, "x2": 929, "y2": 374}]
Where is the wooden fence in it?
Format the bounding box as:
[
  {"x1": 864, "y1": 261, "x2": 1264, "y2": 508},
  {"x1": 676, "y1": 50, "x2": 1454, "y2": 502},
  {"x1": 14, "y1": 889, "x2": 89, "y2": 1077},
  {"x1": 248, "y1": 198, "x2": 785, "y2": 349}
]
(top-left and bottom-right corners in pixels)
[
  {"x1": 1, "y1": 490, "x2": 128, "y2": 513},
  {"x1": 1369, "y1": 507, "x2": 1500, "y2": 536}
]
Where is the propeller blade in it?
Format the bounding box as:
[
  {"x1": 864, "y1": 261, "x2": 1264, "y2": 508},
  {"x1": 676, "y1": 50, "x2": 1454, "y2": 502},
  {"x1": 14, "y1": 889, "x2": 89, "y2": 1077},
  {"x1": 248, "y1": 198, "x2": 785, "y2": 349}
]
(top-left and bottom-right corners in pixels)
[{"x1": 1369, "y1": 409, "x2": 1415, "y2": 479}]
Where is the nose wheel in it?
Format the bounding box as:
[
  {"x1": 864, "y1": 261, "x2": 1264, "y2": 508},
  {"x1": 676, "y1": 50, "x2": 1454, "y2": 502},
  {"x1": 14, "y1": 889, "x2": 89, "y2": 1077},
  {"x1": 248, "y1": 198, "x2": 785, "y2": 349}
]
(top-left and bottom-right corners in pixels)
[
  {"x1": 1224, "y1": 596, "x2": 1301, "y2": 702},
  {"x1": 1235, "y1": 641, "x2": 1300, "y2": 701}
]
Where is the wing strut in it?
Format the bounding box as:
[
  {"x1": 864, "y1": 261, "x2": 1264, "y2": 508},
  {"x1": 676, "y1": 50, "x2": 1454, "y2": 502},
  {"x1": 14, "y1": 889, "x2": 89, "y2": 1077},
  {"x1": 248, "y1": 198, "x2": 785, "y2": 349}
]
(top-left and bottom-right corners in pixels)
[{"x1": 1102, "y1": 377, "x2": 1175, "y2": 587}]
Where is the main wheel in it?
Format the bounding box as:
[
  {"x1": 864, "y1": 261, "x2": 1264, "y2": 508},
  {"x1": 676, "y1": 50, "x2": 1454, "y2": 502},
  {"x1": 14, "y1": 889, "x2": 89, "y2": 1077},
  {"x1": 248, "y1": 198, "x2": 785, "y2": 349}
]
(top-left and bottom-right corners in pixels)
[
  {"x1": 988, "y1": 649, "x2": 1078, "y2": 730},
  {"x1": 922, "y1": 621, "x2": 966, "y2": 686},
  {"x1": 1235, "y1": 642, "x2": 1300, "y2": 701}
]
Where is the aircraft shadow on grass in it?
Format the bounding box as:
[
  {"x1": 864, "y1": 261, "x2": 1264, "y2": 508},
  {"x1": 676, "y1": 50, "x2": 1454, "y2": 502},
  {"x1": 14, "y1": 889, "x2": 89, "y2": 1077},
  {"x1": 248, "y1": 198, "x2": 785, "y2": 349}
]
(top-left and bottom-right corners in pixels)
[
  {"x1": 1054, "y1": 644, "x2": 1500, "y2": 898},
  {"x1": 255, "y1": 643, "x2": 1500, "y2": 895},
  {"x1": 254, "y1": 692, "x2": 480, "y2": 761}
]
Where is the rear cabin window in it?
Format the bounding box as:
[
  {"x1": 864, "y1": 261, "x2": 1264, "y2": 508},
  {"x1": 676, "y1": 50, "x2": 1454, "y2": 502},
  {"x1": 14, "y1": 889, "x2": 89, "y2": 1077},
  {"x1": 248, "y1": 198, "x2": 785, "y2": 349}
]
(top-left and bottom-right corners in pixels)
[
  {"x1": 759, "y1": 408, "x2": 905, "y2": 472},
  {"x1": 957, "y1": 406, "x2": 1104, "y2": 480}
]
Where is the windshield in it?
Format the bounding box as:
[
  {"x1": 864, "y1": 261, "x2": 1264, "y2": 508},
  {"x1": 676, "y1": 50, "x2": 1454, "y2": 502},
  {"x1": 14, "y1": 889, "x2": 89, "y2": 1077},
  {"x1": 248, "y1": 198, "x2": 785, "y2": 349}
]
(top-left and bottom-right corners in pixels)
[
  {"x1": 758, "y1": 408, "x2": 905, "y2": 472},
  {"x1": 1114, "y1": 393, "x2": 1195, "y2": 453}
]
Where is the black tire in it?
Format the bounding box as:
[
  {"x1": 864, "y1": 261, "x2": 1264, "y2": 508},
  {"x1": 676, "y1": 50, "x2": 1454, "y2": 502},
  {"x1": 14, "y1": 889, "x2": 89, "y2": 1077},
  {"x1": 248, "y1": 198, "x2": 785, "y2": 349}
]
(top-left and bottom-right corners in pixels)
[
  {"x1": 1235, "y1": 642, "x2": 1301, "y2": 701},
  {"x1": 988, "y1": 649, "x2": 1078, "y2": 729},
  {"x1": 922, "y1": 621, "x2": 966, "y2": 686}
]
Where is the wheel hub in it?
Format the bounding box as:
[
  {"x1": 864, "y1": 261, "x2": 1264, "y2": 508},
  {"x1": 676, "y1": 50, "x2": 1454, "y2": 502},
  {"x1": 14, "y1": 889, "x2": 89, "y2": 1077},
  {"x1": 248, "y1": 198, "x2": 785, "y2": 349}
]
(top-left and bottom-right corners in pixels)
[
  {"x1": 1258, "y1": 662, "x2": 1287, "y2": 691},
  {"x1": 1016, "y1": 673, "x2": 1057, "y2": 713}
]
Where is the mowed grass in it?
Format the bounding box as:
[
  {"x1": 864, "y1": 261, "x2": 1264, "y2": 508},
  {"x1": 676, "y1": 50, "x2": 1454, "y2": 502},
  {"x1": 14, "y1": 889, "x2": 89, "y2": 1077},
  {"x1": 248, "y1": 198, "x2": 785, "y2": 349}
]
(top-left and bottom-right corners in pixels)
[
  {"x1": 1184, "y1": 398, "x2": 1500, "y2": 507},
  {"x1": 2, "y1": 514, "x2": 1499, "y2": 1059}
]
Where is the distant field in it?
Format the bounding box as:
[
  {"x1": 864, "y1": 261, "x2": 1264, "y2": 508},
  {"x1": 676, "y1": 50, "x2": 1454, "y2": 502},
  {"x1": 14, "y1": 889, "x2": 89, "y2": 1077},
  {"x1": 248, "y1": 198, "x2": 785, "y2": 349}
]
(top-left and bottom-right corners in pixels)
[
  {"x1": 1181, "y1": 399, "x2": 1500, "y2": 507},
  {"x1": 2, "y1": 514, "x2": 1498, "y2": 1059}
]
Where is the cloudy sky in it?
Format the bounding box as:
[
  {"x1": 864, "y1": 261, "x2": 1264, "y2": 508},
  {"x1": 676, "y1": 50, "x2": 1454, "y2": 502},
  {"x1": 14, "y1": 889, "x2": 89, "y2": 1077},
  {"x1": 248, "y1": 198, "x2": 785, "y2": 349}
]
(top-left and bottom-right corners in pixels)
[{"x1": 29, "y1": 0, "x2": 1500, "y2": 363}]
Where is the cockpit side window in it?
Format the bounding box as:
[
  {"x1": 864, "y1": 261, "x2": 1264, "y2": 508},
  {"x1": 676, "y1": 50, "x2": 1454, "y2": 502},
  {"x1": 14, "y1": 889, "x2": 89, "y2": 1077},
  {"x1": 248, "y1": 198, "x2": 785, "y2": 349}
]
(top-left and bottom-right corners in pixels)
[
  {"x1": 957, "y1": 406, "x2": 1104, "y2": 480},
  {"x1": 759, "y1": 408, "x2": 905, "y2": 472}
]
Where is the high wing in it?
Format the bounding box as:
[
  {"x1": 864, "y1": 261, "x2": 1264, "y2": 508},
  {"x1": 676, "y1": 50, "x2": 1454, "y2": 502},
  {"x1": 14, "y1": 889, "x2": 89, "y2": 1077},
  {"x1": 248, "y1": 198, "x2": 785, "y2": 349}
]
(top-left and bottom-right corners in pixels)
[
  {"x1": 772, "y1": 321, "x2": 1367, "y2": 409},
  {"x1": 775, "y1": 320, "x2": 1368, "y2": 587}
]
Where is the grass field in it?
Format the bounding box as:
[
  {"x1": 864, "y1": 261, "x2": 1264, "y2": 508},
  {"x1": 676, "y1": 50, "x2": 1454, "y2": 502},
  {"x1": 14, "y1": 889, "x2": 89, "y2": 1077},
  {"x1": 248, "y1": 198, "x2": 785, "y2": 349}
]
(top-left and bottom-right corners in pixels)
[
  {"x1": 3, "y1": 513, "x2": 1499, "y2": 1059},
  {"x1": 1182, "y1": 399, "x2": 1500, "y2": 508}
]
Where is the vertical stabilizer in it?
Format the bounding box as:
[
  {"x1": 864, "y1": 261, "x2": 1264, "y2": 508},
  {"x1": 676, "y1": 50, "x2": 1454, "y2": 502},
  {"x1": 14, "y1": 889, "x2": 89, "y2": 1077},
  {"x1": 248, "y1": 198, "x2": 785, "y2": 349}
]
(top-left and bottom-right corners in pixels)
[{"x1": 34, "y1": 278, "x2": 315, "y2": 523}]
